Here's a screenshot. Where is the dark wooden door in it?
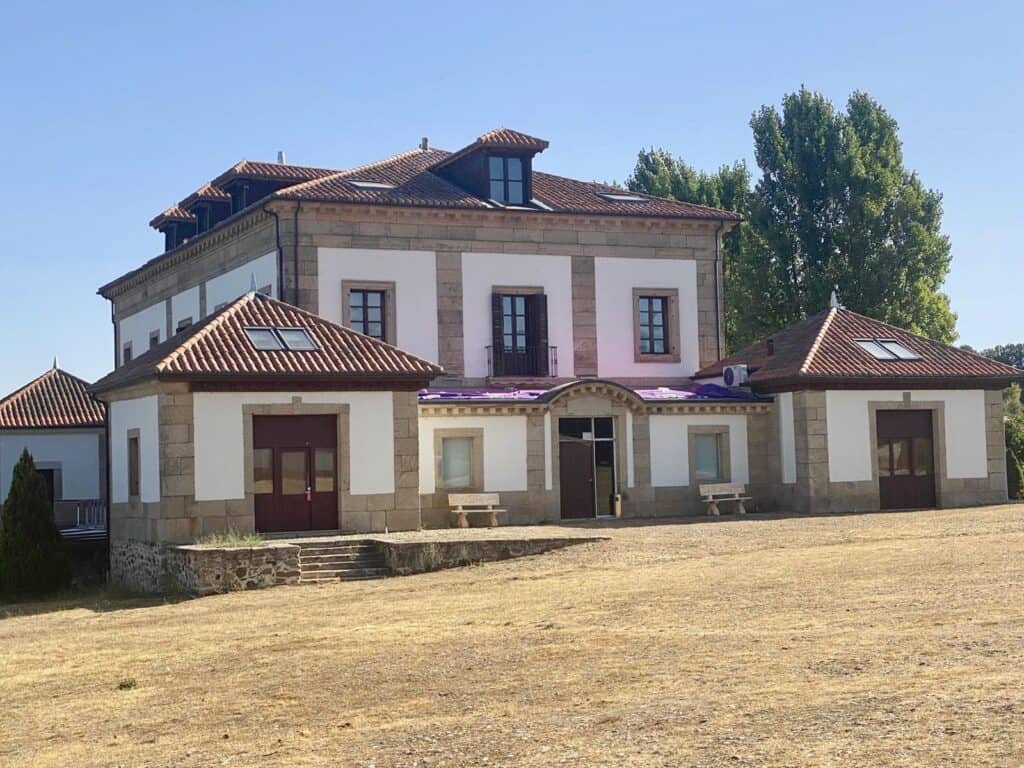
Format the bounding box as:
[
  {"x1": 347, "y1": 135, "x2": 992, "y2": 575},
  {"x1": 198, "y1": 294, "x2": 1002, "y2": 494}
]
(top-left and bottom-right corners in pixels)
[
  {"x1": 876, "y1": 410, "x2": 936, "y2": 510},
  {"x1": 253, "y1": 415, "x2": 338, "y2": 533},
  {"x1": 559, "y1": 440, "x2": 596, "y2": 519}
]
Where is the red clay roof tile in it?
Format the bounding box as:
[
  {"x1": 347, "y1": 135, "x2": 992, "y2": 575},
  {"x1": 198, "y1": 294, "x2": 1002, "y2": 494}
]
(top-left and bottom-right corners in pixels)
[
  {"x1": 0, "y1": 368, "x2": 106, "y2": 429},
  {"x1": 91, "y1": 293, "x2": 442, "y2": 393},
  {"x1": 696, "y1": 308, "x2": 1022, "y2": 389}
]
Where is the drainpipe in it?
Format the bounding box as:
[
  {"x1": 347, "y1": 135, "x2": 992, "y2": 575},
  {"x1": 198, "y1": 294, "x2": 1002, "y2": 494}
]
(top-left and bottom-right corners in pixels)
[
  {"x1": 293, "y1": 202, "x2": 302, "y2": 306},
  {"x1": 103, "y1": 407, "x2": 111, "y2": 580},
  {"x1": 263, "y1": 204, "x2": 284, "y2": 300},
  {"x1": 109, "y1": 300, "x2": 118, "y2": 369},
  {"x1": 713, "y1": 219, "x2": 726, "y2": 361}
]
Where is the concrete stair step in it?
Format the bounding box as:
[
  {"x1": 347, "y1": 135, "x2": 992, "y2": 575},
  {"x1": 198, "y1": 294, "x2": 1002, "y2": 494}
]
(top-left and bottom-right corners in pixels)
[
  {"x1": 301, "y1": 567, "x2": 390, "y2": 582},
  {"x1": 299, "y1": 551, "x2": 382, "y2": 562},
  {"x1": 300, "y1": 559, "x2": 384, "y2": 572},
  {"x1": 296, "y1": 544, "x2": 379, "y2": 555}
]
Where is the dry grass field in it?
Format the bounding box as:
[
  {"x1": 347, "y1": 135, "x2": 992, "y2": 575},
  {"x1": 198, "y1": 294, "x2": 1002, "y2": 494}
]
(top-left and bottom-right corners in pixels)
[{"x1": 2, "y1": 505, "x2": 1023, "y2": 768}]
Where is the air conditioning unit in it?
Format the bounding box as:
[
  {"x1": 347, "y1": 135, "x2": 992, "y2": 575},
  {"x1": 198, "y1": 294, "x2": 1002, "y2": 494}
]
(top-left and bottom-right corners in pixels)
[{"x1": 723, "y1": 364, "x2": 749, "y2": 387}]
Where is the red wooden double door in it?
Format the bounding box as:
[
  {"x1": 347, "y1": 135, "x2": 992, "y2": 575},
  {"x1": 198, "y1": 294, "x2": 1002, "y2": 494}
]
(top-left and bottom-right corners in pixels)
[
  {"x1": 253, "y1": 415, "x2": 339, "y2": 533},
  {"x1": 876, "y1": 409, "x2": 936, "y2": 510}
]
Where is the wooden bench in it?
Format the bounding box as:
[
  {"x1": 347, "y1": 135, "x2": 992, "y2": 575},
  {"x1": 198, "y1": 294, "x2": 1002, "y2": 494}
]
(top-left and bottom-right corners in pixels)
[
  {"x1": 699, "y1": 482, "x2": 752, "y2": 516},
  {"x1": 448, "y1": 493, "x2": 507, "y2": 528}
]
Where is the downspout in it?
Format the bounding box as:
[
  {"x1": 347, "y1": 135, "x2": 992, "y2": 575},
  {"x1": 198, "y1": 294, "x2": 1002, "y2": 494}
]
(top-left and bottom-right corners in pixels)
[
  {"x1": 104, "y1": 411, "x2": 111, "y2": 579},
  {"x1": 262, "y1": 204, "x2": 284, "y2": 300},
  {"x1": 109, "y1": 300, "x2": 118, "y2": 369},
  {"x1": 293, "y1": 202, "x2": 301, "y2": 306},
  {"x1": 713, "y1": 219, "x2": 726, "y2": 362}
]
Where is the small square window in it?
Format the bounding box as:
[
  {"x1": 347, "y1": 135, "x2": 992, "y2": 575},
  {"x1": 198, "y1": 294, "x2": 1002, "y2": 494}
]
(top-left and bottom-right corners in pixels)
[
  {"x1": 176, "y1": 317, "x2": 193, "y2": 333},
  {"x1": 277, "y1": 328, "x2": 318, "y2": 351},
  {"x1": 693, "y1": 434, "x2": 721, "y2": 482},
  {"x1": 122, "y1": 343, "x2": 133, "y2": 365},
  {"x1": 149, "y1": 330, "x2": 160, "y2": 349},
  {"x1": 441, "y1": 437, "x2": 473, "y2": 489},
  {"x1": 245, "y1": 328, "x2": 284, "y2": 350}
]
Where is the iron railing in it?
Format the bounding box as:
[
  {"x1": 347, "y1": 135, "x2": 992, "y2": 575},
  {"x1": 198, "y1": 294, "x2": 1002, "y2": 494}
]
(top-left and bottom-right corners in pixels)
[
  {"x1": 75, "y1": 501, "x2": 107, "y2": 530},
  {"x1": 486, "y1": 345, "x2": 558, "y2": 378}
]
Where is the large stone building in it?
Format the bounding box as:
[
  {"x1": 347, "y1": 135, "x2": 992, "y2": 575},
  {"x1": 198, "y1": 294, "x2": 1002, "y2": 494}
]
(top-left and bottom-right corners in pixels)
[{"x1": 92, "y1": 126, "x2": 1020, "y2": 585}]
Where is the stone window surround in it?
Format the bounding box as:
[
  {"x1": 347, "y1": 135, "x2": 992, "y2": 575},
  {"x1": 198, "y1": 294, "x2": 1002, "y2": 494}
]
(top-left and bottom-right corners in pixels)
[
  {"x1": 126, "y1": 427, "x2": 141, "y2": 500},
  {"x1": 433, "y1": 427, "x2": 485, "y2": 492},
  {"x1": 632, "y1": 287, "x2": 681, "y2": 363},
  {"x1": 240, "y1": 401, "x2": 352, "y2": 529},
  {"x1": 341, "y1": 279, "x2": 397, "y2": 345},
  {"x1": 687, "y1": 425, "x2": 731, "y2": 484}
]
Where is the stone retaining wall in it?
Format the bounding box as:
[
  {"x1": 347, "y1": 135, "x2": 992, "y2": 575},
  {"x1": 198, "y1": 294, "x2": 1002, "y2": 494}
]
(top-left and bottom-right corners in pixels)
[
  {"x1": 111, "y1": 539, "x2": 300, "y2": 595},
  {"x1": 378, "y1": 536, "x2": 605, "y2": 576}
]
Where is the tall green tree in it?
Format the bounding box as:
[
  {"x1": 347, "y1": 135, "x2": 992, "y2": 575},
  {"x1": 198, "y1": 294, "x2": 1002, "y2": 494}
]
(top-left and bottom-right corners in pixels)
[
  {"x1": 981, "y1": 343, "x2": 1024, "y2": 370},
  {"x1": 0, "y1": 449, "x2": 71, "y2": 598},
  {"x1": 629, "y1": 88, "x2": 957, "y2": 351}
]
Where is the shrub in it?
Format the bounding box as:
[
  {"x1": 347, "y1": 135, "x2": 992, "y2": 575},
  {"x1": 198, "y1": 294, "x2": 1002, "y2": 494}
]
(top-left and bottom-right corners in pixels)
[
  {"x1": 1006, "y1": 413, "x2": 1024, "y2": 463},
  {"x1": 117, "y1": 677, "x2": 137, "y2": 690},
  {"x1": 0, "y1": 449, "x2": 71, "y2": 598},
  {"x1": 1008, "y1": 450, "x2": 1024, "y2": 501}
]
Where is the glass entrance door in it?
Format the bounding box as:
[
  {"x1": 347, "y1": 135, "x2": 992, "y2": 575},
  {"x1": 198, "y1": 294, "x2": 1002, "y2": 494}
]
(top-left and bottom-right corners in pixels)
[{"x1": 558, "y1": 417, "x2": 617, "y2": 518}]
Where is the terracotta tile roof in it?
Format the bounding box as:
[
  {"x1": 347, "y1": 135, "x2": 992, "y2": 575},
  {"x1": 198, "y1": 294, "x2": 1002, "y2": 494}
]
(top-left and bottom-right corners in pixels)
[
  {"x1": 148, "y1": 205, "x2": 197, "y2": 228},
  {"x1": 477, "y1": 127, "x2": 550, "y2": 151},
  {"x1": 180, "y1": 183, "x2": 231, "y2": 207},
  {"x1": 0, "y1": 367, "x2": 106, "y2": 429},
  {"x1": 276, "y1": 143, "x2": 741, "y2": 220},
  {"x1": 91, "y1": 293, "x2": 442, "y2": 393},
  {"x1": 211, "y1": 160, "x2": 338, "y2": 186},
  {"x1": 696, "y1": 307, "x2": 1023, "y2": 390}
]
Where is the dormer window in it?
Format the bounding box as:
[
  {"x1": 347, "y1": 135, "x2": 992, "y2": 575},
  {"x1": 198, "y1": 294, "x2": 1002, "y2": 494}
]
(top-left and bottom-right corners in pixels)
[
  {"x1": 488, "y1": 156, "x2": 525, "y2": 204},
  {"x1": 194, "y1": 205, "x2": 210, "y2": 234}
]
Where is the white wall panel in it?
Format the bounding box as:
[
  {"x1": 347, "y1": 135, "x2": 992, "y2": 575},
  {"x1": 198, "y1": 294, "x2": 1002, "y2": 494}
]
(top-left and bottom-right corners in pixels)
[
  {"x1": 192, "y1": 391, "x2": 395, "y2": 500},
  {"x1": 462, "y1": 252, "x2": 574, "y2": 378},
  {"x1": 594, "y1": 257, "x2": 699, "y2": 378},
  {"x1": 109, "y1": 396, "x2": 160, "y2": 503},
  {"x1": 777, "y1": 392, "x2": 797, "y2": 484},
  {"x1": 205, "y1": 251, "x2": 277, "y2": 313},
  {"x1": 317, "y1": 247, "x2": 438, "y2": 364},
  {"x1": 171, "y1": 286, "x2": 200, "y2": 332},
  {"x1": 649, "y1": 414, "x2": 749, "y2": 487},
  {"x1": 0, "y1": 432, "x2": 102, "y2": 500},
  {"x1": 118, "y1": 302, "x2": 166, "y2": 359},
  {"x1": 825, "y1": 389, "x2": 988, "y2": 482},
  {"x1": 418, "y1": 415, "x2": 529, "y2": 494}
]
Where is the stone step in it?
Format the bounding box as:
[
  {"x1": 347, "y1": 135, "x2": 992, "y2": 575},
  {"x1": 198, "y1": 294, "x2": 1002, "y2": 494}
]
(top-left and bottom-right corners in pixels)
[
  {"x1": 300, "y1": 558, "x2": 385, "y2": 572},
  {"x1": 299, "y1": 551, "x2": 383, "y2": 562},
  {"x1": 295, "y1": 543, "x2": 379, "y2": 555},
  {"x1": 301, "y1": 567, "x2": 390, "y2": 582}
]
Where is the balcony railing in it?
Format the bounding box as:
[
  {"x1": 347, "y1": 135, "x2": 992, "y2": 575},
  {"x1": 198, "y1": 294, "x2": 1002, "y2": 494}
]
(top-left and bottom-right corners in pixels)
[{"x1": 486, "y1": 345, "x2": 558, "y2": 378}]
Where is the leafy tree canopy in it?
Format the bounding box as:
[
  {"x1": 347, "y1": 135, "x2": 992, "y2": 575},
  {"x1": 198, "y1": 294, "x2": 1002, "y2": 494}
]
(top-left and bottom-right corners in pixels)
[{"x1": 628, "y1": 87, "x2": 957, "y2": 351}]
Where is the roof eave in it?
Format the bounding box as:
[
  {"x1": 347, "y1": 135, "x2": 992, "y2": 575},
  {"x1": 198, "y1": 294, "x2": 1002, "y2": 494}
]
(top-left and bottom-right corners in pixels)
[{"x1": 751, "y1": 373, "x2": 1019, "y2": 393}]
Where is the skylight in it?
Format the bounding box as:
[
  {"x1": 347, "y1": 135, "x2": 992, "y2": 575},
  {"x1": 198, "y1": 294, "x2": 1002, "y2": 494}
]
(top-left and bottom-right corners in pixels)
[
  {"x1": 244, "y1": 327, "x2": 319, "y2": 352},
  {"x1": 276, "y1": 328, "x2": 318, "y2": 351},
  {"x1": 599, "y1": 192, "x2": 649, "y2": 203},
  {"x1": 348, "y1": 180, "x2": 395, "y2": 190},
  {"x1": 855, "y1": 338, "x2": 920, "y2": 361},
  {"x1": 245, "y1": 328, "x2": 284, "y2": 351}
]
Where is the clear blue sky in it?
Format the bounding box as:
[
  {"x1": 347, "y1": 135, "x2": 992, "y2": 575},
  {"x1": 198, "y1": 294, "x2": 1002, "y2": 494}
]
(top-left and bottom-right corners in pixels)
[{"x1": 1, "y1": 1, "x2": 1020, "y2": 394}]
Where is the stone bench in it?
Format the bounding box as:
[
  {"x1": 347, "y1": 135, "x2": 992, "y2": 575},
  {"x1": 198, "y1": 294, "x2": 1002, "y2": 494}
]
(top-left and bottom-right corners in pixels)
[
  {"x1": 698, "y1": 482, "x2": 752, "y2": 516},
  {"x1": 448, "y1": 492, "x2": 507, "y2": 528}
]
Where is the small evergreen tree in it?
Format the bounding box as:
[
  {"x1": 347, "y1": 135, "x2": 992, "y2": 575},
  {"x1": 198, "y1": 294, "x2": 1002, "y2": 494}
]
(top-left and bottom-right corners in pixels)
[
  {"x1": 0, "y1": 449, "x2": 71, "y2": 597},
  {"x1": 1008, "y1": 450, "x2": 1024, "y2": 501}
]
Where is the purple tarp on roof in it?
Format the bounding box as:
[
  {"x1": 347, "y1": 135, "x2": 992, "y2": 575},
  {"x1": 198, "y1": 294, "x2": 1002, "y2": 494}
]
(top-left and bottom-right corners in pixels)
[{"x1": 418, "y1": 382, "x2": 762, "y2": 403}]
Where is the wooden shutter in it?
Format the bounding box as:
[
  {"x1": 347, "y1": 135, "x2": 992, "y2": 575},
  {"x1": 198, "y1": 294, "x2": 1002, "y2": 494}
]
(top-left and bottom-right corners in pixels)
[
  {"x1": 529, "y1": 293, "x2": 549, "y2": 376},
  {"x1": 491, "y1": 293, "x2": 504, "y2": 377}
]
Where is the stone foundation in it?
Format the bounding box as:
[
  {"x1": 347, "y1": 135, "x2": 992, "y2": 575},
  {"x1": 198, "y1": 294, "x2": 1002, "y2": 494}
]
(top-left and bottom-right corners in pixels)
[
  {"x1": 111, "y1": 538, "x2": 300, "y2": 595},
  {"x1": 379, "y1": 536, "x2": 605, "y2": 576}
]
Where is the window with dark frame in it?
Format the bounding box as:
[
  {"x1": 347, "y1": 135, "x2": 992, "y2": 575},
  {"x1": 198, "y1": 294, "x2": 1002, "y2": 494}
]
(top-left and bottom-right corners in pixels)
[
  {"x1": 488, "y1": 156, "x2": 525, "y2": 204},
  {"x1": 122, "y1": 343, "x2": 133, "y2": 365},
  {"x1": 127, "y1": 436, "x2": 140, "y2": 497},
  {"x1": 149, "y1": 330, "x2": 160, "y2": 349},
  {"x1": 500, "y1": 294, "x2": 528, "y2": 352},
  {"x1": 176, "y1": 317, "x2": 193, "y2": 333},
  {"x1": 349, "y1": 289, "x2": 386, "y2": 340},
  {"x1": 637, "y1": 295, "x2": 669, "y2": 355}
]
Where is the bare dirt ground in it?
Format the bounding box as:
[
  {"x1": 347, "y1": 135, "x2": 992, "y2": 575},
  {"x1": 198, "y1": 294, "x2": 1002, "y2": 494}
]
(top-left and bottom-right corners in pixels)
[{"x1": 2, "y1": 505, "x2": 1023, "y2": 768}]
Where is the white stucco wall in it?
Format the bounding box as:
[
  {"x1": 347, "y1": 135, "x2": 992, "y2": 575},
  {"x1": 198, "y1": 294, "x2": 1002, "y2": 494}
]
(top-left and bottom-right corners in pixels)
[
  {"x1": 594, "y1": 257, "x2": 700, "y2": 378},
  {"x1": 777, "y1": 392, "x2": 797, "y2": 484},
  {"x1": 118, "y1": 301, "x2": 166, "y2": 359},
  {"x1": 462, "y1": 252, "x2": 574, "y2": 378},
  {"x1": 171, "y1": 286, "x2": 200, "y2": 331},
  {"x1": 649, "y1": 414, "x2": 749, "y2": 487},
  {"x1": 0, "y1": 432, "x2": 102, "y2": 501},
  {"x1": 418, "y1": 415, "x2": 529, "y2": 494},
  {"x1": 109, "y1": 396, "x2": 160, "y2": 503},
  {"x1": 205, "y1": 251, "x2": 278, "y2": 313},
  {"x1": 825, "y1": 389, "x2": 988, "y2": 482},
  {"x1": 317, "y1": 247, "x2": 438, "y2": 363},
  {"x1": 191, "y1": 391, "x2": 395, "y2": 501}
]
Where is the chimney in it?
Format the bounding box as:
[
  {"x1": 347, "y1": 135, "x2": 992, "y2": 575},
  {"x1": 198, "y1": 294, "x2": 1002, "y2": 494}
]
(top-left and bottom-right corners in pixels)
[
  {"x1": 277, "y1": 150, "x2": 287, "y2": 164},
  {"x1": 420, "y1": 137, "x2": 429, "y2": 151}
]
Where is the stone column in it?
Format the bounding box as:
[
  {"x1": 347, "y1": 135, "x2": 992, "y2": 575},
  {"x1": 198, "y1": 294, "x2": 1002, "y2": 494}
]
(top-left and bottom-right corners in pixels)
[
  {"x1": 571, "y1": 255, "x2": 598, "y2": 377},
  {"x1": 435, "y1": 251, "x2": 464, "y2": 377}
]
